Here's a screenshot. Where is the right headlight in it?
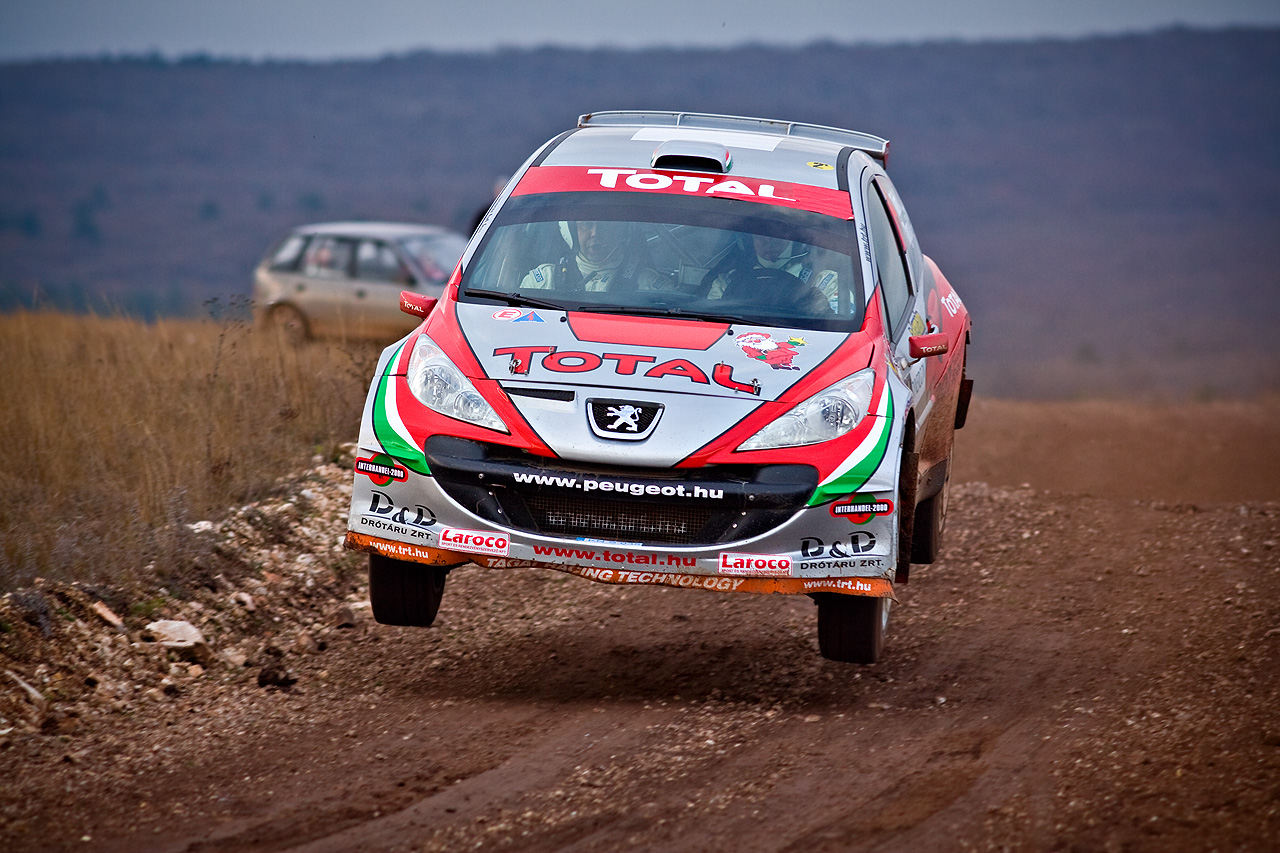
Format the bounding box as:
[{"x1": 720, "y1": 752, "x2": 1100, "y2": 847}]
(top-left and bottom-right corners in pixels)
[
  {"x1": 405, "y1": 334, "x2": 508, "y2": 433},
  {"x1": 737, "y1": 368, "x2": 875, "y2": 451}
]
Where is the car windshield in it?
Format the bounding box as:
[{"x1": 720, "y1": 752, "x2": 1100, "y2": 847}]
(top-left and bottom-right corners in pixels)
[
  {"x1": 400, "y1": 233, "x2": 469, "y2": 284},
  {"x1": 459, "y1": 192, "x2": 864, "y2": 331}
]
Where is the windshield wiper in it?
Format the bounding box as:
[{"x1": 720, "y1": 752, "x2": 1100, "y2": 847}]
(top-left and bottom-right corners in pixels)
[
  {"x1": 463, "y1": 289, "x2": 568, "y2": 311},
  {"x1": 582, "y1": 304, "x2": 742, "y2": 325}
]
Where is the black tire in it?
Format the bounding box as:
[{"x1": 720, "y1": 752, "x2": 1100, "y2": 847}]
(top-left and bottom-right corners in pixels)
[
  {"x1": 368, "y1": 553, "x2": 449, "y2": 627},
  {"x1": 896, "y1": 448, "x2": 919, "y2": 583},
  {"x1": 816, "y1": 594, "x2": 891, "y2": 664},
  {"x1": 269, "y1": 304, "x2": 309, "y2": 346},
  {"x1": 911, "y1": 459, "x2": 950, "y2": 564}
]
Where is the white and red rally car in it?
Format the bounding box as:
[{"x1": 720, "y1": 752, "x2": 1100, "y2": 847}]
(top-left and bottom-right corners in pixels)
[{"x1": 344, "y1": 111, "x2": 972, "y2": 663}]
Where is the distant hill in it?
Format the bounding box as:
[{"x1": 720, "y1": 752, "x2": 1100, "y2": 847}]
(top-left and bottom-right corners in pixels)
[{"x1": 1, "y1": 28, "x2": 1277, "y2": 397}]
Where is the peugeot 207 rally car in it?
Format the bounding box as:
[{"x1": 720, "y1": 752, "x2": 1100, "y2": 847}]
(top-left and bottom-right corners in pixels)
[{"x1": 343, "y1": 111, "x2": 972, "y2": 663}]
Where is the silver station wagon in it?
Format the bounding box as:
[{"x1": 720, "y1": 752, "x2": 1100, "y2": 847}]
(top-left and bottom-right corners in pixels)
[{"x1": 253, "y1": 222, "x2": 468, "y2": 342}]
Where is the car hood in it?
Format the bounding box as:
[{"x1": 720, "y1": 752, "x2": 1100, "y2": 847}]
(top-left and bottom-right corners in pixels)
[{"x1": 450, "y1": 302, "x2": 865, "y2": 467}]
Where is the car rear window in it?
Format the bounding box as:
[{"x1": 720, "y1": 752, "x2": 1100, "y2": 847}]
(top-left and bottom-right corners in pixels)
[{"x1": 267, "y1": 234, "x2": 307, "y2": 271}]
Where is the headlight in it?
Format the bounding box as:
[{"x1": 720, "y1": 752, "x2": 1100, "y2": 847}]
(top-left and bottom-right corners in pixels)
[
  {"x1": 738, "y1": 368, "x2": 876, "y2": 451},
  {"x1": 406, "y1": 334, "x2": 507, "y2": 433}
]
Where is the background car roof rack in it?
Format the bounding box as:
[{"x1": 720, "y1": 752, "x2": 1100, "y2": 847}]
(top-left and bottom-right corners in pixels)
[{"x1": 578, "y1": 110, "x2": 890, "y2": 166}]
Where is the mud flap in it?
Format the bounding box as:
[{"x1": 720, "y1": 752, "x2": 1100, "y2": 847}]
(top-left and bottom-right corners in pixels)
[
  {"x1": 955, "y1": 377, "x2": 974, "y2": 430},
  {"x1": 896, "y1": 450, "x2": 918, "y2": 584}
]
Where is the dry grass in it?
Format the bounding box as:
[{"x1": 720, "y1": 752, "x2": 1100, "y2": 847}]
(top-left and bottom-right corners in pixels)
[{"x1": 0, "y1": 310, "x2": 379, "y2": 593}]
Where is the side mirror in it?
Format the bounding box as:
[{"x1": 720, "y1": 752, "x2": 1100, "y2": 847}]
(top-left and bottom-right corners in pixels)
[
  {"x1": 908, "y1": 332, "x2": 948, "y2": 360},
  {"x1": 400, "y1": 290, "x2": 437, "y2": 319}
]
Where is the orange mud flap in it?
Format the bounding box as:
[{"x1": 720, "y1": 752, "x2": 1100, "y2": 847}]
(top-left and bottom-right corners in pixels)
[{"x1": 344, "y1": 531, "x2": 470, "y2": 567}]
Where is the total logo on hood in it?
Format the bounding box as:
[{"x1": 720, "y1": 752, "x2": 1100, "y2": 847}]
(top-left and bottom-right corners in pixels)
[
  {"x1": 455, "y1": 303, "x2": 846, "y2": 403},
  {"x1": 492, "y1": 343, "x2": 765, "y2": 395}
]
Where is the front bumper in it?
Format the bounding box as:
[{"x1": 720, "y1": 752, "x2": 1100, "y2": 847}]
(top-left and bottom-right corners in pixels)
[{"x1": 345, "y1": 444, "x2": 899, "y2": 598}]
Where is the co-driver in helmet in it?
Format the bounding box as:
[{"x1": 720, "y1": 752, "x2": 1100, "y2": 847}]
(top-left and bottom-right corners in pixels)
[
  {"x1": 705, "y1": 233, "x2": 837, "y2": 314},
  {"x1": 521, "y1": 221, "x2": 671, "y2": 292}
]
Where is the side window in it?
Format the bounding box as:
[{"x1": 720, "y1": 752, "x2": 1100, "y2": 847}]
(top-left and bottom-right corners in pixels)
[
  {"x1": 267, "y1": 235, "x2": 307, "y2": 271},
  {"x1": 865, "y1": 184, "x2": 912, "y2": 341},
  {"x1": 302, "y1": 236, "x2": 353, "y2": 279},
  {"x1": 355, "y1": 240, "x2": 408, "y2": 284},
  {"x1": 874, "y1": 176, "x2": 922, "y2": 283}
]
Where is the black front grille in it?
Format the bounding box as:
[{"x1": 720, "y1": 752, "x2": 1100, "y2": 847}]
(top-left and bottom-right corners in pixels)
[
  {"x1": 423, "y1": 436, "x2": 818, "y2": 547},
  {"x1": 503, "y1": 385, "x2": 575, "y2": 402},
  {"x1": 525, "y1": 493, "x2": 714, "y2": 544}
]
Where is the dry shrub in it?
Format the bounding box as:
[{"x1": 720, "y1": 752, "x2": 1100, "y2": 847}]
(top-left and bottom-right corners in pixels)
[{"x1": 0, "y1": 310, "x2": 379, "y2": 592}]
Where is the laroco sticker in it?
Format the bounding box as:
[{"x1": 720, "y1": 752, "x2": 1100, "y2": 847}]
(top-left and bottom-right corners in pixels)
[
  {"x1": 438, "y1": 527, "x2": 510, "y2": 556},
  {"x1": 718, "y1": 552, "x2": 793, "y2": 577}
]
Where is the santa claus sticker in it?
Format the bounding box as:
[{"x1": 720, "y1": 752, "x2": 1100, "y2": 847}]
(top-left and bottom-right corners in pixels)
[{"x1": 735, "y1": 332, "x2": 806, "y2": 370}]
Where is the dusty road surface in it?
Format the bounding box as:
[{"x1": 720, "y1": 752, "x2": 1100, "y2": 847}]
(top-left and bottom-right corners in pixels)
[{"x1": 2, "y1": 397, "x2": 1278, "y2": 852}]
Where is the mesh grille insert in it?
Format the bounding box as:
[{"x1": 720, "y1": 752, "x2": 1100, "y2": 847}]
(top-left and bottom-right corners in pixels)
[{"x1": 525, "y1": 494, "x2": 713, "y2": 544}]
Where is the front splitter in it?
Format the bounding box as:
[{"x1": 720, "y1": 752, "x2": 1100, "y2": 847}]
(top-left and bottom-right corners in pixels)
[{"x1": 344, "y1": 531, "x2": 894, "y2": 598}]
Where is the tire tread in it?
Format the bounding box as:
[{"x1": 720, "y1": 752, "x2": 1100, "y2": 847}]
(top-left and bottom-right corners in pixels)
[
  {"x1": 816, "y1": 594, "x2": 888, "y2": 664},
  {"x1": 368, "y1": 553, "x2": 448, "y2": 627}
]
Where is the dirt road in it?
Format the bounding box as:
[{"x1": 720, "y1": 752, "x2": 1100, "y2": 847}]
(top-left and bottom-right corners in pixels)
[{"x1": 3, "y1": 398, "x2": 1278, "y2": 852}]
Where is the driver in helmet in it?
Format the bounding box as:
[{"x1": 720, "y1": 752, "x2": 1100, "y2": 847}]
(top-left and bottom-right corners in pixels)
[
  {"x1": 521, "y1": 220, "x2": 672, "y2": 292},
  {"x1": 707, "y1": 234, "x2": 838, "y2": 313}
]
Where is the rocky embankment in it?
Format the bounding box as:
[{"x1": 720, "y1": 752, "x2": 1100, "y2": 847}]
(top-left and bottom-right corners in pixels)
[{"x1": 0, "y1": 449, "x2": 365, "y2": 746}]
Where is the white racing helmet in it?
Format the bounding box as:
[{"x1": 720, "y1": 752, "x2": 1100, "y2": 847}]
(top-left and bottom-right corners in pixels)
[{"x1": 559, "y1": 220, "x2": 631, "y2": 267}]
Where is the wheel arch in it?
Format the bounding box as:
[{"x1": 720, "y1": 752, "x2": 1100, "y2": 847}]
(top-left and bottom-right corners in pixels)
[{"x1": 265, "y1": 301, "x2": 312, "y2": 341}]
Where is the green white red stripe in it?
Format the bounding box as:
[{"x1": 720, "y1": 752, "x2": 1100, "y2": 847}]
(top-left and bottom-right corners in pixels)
[
  {"x1": 807, "y1": 382, "x2": 894, "y2": 506},
  {"x1": 371, "y1": 341, "x2": 430, "y2": 476}
]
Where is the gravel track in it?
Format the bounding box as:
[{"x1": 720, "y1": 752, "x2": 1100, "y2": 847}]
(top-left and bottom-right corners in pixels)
[{"x1": 2, "y1": 398, "x2": 1278, "y2": 852}]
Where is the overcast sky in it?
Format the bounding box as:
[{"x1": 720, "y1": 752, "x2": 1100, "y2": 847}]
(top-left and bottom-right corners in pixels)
[{"x1": 2, "y1": 0, "x2": 1278, "y2": 61}]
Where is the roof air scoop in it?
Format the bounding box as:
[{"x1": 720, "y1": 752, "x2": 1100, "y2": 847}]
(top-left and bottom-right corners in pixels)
[{"x1": 650, "y1": 140, "x2": 731, "y2": 173}]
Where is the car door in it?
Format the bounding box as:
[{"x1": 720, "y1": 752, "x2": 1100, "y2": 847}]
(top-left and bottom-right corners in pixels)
[
  {"x1": 867, "y1": 174, "x2": 959, "y2": 477},
  {"x1": 863, "y1": 175, "x2": 927, "y2": 419},
  {"x1": 298, "y1": 235, "x2": 357, "y2": 337},
  {"x1": 354, "y1": 239, "x2": 419, "y2": 339}
]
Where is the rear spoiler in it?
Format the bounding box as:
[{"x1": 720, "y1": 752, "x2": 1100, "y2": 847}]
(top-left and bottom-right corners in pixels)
[{"x1": 579, "y1": 110, "x2": 890, "y2": 167}]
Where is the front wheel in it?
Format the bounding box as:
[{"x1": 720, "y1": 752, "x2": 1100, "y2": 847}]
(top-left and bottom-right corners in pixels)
[
  {"x1": 268, "y1": 304, "x2": 309, "y2": 346},
  {"x1": 368, "y1": 553, "x2": 449, "y2": 626},
  {"x1": 815, "y1": 594, "x2": 891, "y2": 664}
]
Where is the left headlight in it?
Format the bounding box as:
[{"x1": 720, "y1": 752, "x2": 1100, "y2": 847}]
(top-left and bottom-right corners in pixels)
[
  {"x1": 405, "y1": 334, "x2": 508, "y2": 433},
  {"x1": 737, "y1": 368, "x2": 876, "y2": 451}
]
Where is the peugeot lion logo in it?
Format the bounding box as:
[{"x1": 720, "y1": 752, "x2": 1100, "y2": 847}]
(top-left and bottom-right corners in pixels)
[
  {"x1": 587, "y1": 398, "x2": 663, "y2": 441},
  {"x1": 606, "y1": 404, "x2": 643, "y2": 431}
]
